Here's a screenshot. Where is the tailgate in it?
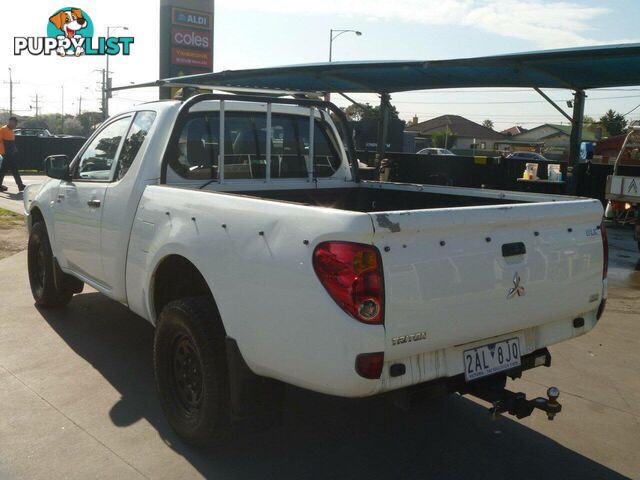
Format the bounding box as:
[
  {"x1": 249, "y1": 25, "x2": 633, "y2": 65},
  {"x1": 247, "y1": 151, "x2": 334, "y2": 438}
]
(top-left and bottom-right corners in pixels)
[{"x1": 370, "y1": 199, "x2": 604, "y2": 360}]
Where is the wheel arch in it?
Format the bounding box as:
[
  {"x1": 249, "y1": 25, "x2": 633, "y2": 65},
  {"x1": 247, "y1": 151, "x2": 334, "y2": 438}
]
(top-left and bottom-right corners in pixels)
[
  {"x1": 150, "y1": 254, "x2": 225, "y2": 331},
  {"x1": 29, "y1": 206, "x2": 45, "y2": 230},
  {"x1": 28, "y1": 206, "x2": 56, "y2": 255}
]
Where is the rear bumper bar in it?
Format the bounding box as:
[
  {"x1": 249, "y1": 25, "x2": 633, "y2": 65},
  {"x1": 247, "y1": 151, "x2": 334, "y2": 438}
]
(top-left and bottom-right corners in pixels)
[{"x1": 393, "y1": 348, "x2": 552, "y2": 406}]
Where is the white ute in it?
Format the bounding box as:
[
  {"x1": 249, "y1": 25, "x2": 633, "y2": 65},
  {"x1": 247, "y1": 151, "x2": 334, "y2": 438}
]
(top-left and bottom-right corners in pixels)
[{"x1": 24, "y1": 94, "x2": 608, "y2": 446}]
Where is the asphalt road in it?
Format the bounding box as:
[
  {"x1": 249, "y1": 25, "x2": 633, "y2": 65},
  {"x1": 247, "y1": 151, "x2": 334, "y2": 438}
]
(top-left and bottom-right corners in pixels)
[{"x1": 0, "y1": 182, "x2": 638, "y2": 479}]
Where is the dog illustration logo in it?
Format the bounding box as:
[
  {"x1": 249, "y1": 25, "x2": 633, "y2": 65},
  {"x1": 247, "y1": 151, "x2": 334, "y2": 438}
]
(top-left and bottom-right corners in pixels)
[
  {"x1": 14, "y1": 7, "x2": 133, "y2": 57},
  {"x1": 48, "y1": 8, "x2": 90, "y2": 56}
]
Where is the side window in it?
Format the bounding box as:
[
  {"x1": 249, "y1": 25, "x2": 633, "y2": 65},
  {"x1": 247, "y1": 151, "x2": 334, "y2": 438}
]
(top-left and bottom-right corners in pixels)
[
  {"x1": 312, "y1": 121, "x2": 342, "y2": 177},
  {"x1": 175, "y1": 114, "x2": 220, "y2": 180},
  {"x1": 75, "y1": 116, "x2": 131, "y2": 181},
  {"x1": 114, "y1": 111, "x2": 157, "y2": 181}
]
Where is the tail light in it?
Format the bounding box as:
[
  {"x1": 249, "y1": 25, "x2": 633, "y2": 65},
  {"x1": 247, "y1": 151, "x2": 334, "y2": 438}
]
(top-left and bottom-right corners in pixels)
[
  {"x1": 313, "y1": 241, "x2": 384, "y2": 325},
  {"x1": 597, "y1": 221, "x2": 608, "y2": 319}
]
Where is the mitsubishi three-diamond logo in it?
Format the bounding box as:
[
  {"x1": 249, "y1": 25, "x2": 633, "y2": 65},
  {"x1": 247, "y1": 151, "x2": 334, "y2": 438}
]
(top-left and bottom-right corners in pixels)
[{"x1": 507, "y1": 272, "x2": 525, "y2": 299}]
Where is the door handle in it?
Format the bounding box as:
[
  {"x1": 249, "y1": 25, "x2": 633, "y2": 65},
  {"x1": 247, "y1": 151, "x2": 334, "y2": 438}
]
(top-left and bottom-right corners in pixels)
[
  {"x1": 87, "y1": 199, "x2": 101, "y2": 208},
  {"x1": 57, "y1": 194, "x2": 65, "y2": 202}
]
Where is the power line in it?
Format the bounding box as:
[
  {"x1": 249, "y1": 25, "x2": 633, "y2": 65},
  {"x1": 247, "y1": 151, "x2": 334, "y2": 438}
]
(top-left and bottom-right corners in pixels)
[
  {"x1": 622, "y1": 102, "x2": 640, "y2": 117},
  {"x1": 392, "y1": 94, "x2": 640, "y2": 106}
]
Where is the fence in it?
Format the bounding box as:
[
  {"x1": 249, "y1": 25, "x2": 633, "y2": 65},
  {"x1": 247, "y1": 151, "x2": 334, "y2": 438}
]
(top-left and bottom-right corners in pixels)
[
  {"x1": 358, "y1": 150, "x2": 622, "y2": 204},
  {"x1": 14, "y1": 136, "x2": 87, "y2": 172}
]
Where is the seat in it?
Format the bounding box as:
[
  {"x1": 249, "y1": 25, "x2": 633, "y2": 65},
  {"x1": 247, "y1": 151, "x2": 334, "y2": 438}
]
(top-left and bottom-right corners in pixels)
[{"x1": 277, "y1": 134, "x2": 307, "y2": 178}]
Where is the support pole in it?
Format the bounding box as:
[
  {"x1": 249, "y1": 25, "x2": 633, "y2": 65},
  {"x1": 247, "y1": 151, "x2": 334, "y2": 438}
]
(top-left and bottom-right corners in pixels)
[
  {"x1": 567, "y1": 90, "x2": 585, "y2": 196},
  {"x1": 534, "y1": 87, "x2": 573, "y2": 123},
  {"x1": 376, "y1": 93, "x2": 390, "y2": 160}
]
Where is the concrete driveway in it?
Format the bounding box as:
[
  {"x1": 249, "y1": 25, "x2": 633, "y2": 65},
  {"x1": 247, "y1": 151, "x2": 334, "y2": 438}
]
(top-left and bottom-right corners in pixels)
[
  {"x1": 0, "y1": 223, "x2": 638, "y2": 479},
  {"x1": 0, "y1": 175, "x2": 47, "y2": 215}
]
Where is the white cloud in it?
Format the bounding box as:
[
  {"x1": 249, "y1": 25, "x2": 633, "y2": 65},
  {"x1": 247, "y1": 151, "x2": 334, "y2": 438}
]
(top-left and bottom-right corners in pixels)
[{"x1": 218, "y1": 0, "x2": 623, "y2": 48}]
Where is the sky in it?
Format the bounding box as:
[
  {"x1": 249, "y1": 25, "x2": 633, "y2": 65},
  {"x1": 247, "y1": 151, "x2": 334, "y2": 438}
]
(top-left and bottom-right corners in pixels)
[{"x1": 1, "y1": 0, "x2": 640, "y2": 130}]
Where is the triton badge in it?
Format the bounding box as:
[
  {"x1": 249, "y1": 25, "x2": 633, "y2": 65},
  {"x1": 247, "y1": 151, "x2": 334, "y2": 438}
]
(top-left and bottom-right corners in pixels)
[
  {"x1": 507, "y1": 272, "x2": 525, "y2": 299},
  {"x1": 392, "y1": 331, "x2": 428, "y2": 346}
]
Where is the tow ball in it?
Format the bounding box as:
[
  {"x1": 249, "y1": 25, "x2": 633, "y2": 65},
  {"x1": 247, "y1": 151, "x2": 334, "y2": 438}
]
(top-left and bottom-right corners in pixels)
[
  {"x1": 465, "y1": 380, "x2": 562, "y2": 421},
  {"x1": 489, "y1": 387, "x2": 562, "y2": 421}
]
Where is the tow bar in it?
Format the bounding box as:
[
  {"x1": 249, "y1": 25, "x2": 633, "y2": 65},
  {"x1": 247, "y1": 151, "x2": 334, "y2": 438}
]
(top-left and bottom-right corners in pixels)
[{"x1": 469, "y1": 384, "x2": 562, "y2": 420}]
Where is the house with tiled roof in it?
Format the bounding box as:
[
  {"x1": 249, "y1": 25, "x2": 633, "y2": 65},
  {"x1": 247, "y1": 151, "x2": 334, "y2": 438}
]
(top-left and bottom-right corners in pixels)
[
  {"x1": 501, "y1": 125, "x2": 528, "y2": 136},
  {"x1": 512, "y1": 123, "x2": 598, "y2": 148},
  {"x1": 405, "y1": 114, "x2": 506, "y2": 151}
]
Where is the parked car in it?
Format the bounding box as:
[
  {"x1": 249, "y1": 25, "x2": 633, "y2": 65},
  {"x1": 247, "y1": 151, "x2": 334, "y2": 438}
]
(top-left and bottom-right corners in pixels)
[
  {"x1": 14, "y1": 128, "x2": 53, "y2": 137},
  {"x1": 417, "y1": 147, "x2": 456, "y2": 156},
  {"x1": 506, "y1": 151, "x2": 548, "y2": 161},
  {"x1": 24, "y1": 94, "x2": 607, "y2": 447}
]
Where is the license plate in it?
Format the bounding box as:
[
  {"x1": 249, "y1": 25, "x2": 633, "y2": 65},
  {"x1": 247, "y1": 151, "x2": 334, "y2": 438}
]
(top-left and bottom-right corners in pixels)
[{"x1": 463, "y1": 338, "x2": 521, "y2": 381}]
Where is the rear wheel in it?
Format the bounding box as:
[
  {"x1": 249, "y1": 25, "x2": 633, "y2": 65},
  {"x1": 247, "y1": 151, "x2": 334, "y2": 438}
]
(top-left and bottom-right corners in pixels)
[
  {"x1": 154, "y1": 296, "x2": 231, "y2": 447},
  {"x1": 28, "y1": 222, "x2": 77, "y2": 307}
]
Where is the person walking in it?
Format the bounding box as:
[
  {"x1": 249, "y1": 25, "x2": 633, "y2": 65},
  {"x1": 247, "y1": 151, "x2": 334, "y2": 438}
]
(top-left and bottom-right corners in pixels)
[{"x1": 0, "y1": 117, "x2": 26, "y2": 193}]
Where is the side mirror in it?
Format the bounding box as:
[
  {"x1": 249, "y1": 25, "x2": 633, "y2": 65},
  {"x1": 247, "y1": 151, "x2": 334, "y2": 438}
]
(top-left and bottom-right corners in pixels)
[{"x1": 44, "y1": 155, "x2": 71, "y2": 180}]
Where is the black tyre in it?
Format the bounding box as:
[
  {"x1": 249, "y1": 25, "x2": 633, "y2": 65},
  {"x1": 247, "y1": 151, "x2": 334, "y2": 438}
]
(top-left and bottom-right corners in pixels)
[
  {"x1": 154, "y1": 296, "x2": 231, "y2": 447},
  {"x1": 27, "y1": 222, "x2": 76, "y2": 307}
]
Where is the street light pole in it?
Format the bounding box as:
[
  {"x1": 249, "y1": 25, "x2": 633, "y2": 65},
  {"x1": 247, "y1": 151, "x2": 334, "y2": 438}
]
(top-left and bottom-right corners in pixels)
[
  {"x1": 327, "y1": 29, "x2": 362, "y2": 101},
  {"x1": 329, "y1": 29, "x2": 362, "y2": 62},
  {"x1": 105, "y1": 25, "x2": 128, "y2": 119},
  {"x1": 8, "y1": 68, "x2": 13, "y2": 117}
]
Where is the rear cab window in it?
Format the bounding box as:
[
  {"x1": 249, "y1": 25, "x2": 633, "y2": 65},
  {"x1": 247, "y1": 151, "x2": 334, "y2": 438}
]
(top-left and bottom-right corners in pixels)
[{"x1": 170, "y1": 107, "x2": 343, "y2": 181}]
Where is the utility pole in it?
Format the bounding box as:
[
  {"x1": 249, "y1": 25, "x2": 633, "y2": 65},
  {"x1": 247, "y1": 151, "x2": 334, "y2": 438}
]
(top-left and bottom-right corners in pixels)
[
  {"x1": 30, "y1": 94, "x2": 40, "y2": 117},
  {"x1": 8, "y1": 68, "x2": 13, "y2": 117},
  {"x1": 61, "y1": 85, "x2": 65, "y2": 134},
  {"x1": 101, "y1": 68, "x2": 107, "y2": 121},
  {"x1": 4, "y1": 68, "x2": 19, "y2": 117},
  {"x1": 105, "y1": 25, "x2": 128, "y2": 119},
  {"x1": 78, "y1": 95, "x2": 82, "y2": 116}
]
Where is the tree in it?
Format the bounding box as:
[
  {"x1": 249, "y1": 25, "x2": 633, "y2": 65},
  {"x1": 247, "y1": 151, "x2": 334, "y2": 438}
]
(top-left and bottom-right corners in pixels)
[
  {"x1": 63, "y1": 117, "x2": 84, "y2": 136},
  {"x1": 582, "y1": 115, "x2": 607, "y2": 137},
  {"x1": 344, "y1": 101, "x2": 401, "y2": 123},
  {"x1": 19, "y1": 117, "x2": 49, "y2": 129},
  {"x1": 599, "y1": 109, "x2": 628, "y2": 136},
  {"x1": 482, "y1": 119, "x2": 494, "y2": 130},
  {"x1": 77, "y1": 111, "x2": 102, "y2": 136},
  {"x1": 431, "y1": 128, "x2": 457, "y2": 149}
]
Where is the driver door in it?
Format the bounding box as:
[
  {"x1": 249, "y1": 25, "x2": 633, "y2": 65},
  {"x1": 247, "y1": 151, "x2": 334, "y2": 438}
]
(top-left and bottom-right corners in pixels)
[{"x1": 54, "y1": 115, "x2": 132, "y2": 284}]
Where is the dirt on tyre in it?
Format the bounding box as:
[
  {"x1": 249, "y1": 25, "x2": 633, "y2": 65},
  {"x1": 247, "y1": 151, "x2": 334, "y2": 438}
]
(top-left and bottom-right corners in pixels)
[
  {"x1": 28, "y1": 221, "x2": 75, "y2": 307},
  {"x1": 154, "y1": 296, "x2": 231, "y2": 447}
]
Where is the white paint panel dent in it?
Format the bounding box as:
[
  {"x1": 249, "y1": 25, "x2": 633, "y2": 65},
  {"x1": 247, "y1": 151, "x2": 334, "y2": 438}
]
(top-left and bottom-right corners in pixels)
[{"x1": 127, "y1": 185, "x2": 385, "y2": 397}]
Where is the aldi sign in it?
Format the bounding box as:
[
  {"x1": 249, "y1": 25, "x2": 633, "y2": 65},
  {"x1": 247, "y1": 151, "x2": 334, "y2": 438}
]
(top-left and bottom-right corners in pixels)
[{"x1": 172, "y1": 8, "x2": 212, "y2": 28}]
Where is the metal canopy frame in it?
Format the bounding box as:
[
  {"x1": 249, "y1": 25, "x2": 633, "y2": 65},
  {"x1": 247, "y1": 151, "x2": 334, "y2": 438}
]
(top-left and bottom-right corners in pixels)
[
  {"x1": 159, "y1": 93, "x2": 360, "y2": 185},
  {"x1": 113, "y1": 43, "x2": 640, "y2": 194}
]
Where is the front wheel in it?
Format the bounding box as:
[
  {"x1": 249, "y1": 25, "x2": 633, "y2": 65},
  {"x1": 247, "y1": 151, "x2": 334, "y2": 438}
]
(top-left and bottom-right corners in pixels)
[
  {"x1": 27, "y1": 222, "x2": 76, "y2": 307},
  {"x1": 154, "y1": 296, "x2": 231, "y2": 447}
]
